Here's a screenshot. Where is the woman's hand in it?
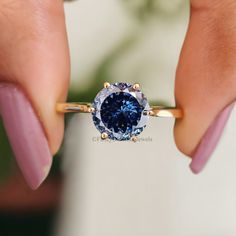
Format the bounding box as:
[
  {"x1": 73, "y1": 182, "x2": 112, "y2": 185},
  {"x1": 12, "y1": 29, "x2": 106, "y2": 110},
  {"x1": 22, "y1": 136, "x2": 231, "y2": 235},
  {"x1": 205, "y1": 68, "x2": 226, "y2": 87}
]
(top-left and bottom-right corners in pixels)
[
  {"x1": 1, "y1": 0, "x2": 235, "y2": 190},
  {"x1": 0, "y1": 0, "x2": 70, "y2": 189},
  {"x1": 175, "y1": 0, "x2": 236, "y2": 173}
]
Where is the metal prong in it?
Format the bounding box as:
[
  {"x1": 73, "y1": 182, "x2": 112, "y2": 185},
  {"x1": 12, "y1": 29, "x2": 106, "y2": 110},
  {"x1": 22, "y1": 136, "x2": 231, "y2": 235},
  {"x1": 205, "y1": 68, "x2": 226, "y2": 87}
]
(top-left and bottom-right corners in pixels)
[
  {"x1": 132, "y1": 83, "x2": 140, "y2": 91},
  {"x1": 143, "y1": 110, "x2": 153, "y2": 116},
  {"x1": 131, "y1": 136, "x2": 138, "y2": 142},
  {"x1": 88, "y1": 107, "x2": 95, "y2": 113},
  {"x1": 104, "y1": 82, "x2": 110, "y2": 89},
  {"x1": 101, "y1": 132, "x2": 109, "y2": 140}
]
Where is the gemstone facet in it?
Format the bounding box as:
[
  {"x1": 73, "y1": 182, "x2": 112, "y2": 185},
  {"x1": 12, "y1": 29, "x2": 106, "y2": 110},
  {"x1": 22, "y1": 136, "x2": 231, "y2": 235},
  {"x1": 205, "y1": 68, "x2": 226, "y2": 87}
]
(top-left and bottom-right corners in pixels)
[{"x1": 92, "y1": 82, "x2": 150, "y2": 141}]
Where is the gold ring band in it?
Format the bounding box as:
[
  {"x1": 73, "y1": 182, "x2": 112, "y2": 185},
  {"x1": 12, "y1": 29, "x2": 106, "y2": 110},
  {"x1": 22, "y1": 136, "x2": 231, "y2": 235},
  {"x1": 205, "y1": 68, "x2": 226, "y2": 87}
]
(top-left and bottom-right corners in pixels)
[
  {"x1": 56, "y1": 82, "x2": 182, "y2": 141},
  {"x1": 56, "y1": 102, "x2": 182, "y2": 118}
]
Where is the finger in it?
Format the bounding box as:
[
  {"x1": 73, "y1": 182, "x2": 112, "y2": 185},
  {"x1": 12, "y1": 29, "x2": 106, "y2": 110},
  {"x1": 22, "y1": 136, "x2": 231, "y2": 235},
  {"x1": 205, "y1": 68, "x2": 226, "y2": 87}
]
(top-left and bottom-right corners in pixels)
[
  {"x1": 174, "y1": 1, "x2": 236, "y2": 173},
  {"x1": 0, "y1": 0, "x2": 70, "y2": 189}
]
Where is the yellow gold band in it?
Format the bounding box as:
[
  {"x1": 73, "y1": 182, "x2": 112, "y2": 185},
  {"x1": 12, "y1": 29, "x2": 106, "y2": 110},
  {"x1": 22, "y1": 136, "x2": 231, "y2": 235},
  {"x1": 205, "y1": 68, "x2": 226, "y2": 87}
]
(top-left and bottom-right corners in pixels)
[
  {"x1": 56, "y1": 102, "x2": 95, "y2": 113},
  {"x1": 56, "y1": 102, "x2": 183, "y2": 118},
  {"x1": 148, "y1": 106, "x2": 183, "y2": 118}
]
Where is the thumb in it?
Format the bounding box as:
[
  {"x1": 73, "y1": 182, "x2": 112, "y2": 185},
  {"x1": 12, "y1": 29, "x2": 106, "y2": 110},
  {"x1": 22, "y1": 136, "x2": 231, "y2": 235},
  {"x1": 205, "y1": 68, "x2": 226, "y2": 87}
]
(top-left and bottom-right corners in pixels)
[
  {"x1": 174, "y1": 1, "x2": 236, "y2": 173},
  {"x1": 0, "y1": 0, "x2": 70, "y2": 189}
]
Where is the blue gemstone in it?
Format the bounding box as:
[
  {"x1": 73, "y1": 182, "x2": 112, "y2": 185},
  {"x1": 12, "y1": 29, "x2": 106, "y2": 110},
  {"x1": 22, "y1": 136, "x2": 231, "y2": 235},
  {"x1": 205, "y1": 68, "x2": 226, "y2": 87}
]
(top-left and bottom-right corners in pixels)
[
  {"x1": 100, "y1": 92, "x2": 142, "y2": 134},
  {"x1": 92, "y1": 82, "x2": 150, "y2": 141}
]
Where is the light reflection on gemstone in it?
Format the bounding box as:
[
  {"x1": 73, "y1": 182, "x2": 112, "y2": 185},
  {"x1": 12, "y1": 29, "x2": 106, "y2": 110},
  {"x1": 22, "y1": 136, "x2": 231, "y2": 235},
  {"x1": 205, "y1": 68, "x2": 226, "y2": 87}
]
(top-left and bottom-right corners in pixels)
[{"x1": 92, "y1": 82, "x2": 150, "y2": 141}]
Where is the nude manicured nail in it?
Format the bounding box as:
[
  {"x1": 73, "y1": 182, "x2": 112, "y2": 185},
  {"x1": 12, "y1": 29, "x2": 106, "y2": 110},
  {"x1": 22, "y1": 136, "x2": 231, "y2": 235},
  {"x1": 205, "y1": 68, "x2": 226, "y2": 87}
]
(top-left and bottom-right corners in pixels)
[
  {"x1": 0, "y1": 83, "x2": 52, "y2": 189},
  {"x1": 190, "y1": 101, "x2": 236, "y2": 174}
]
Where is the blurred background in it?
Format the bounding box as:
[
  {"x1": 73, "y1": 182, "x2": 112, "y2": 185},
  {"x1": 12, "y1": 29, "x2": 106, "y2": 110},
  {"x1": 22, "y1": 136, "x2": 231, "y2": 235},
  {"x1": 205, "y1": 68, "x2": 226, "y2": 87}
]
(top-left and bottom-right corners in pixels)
[{"x1": 1, "y1": 0, "x2": 236, "y2": 235}]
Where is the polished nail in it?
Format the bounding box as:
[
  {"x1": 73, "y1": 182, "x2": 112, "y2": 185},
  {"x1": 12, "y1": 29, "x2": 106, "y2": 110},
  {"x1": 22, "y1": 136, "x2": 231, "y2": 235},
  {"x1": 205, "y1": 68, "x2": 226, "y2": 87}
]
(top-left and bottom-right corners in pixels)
[
  {"x1": 190, "y1": 101, "x2": 236, "y2": 174},
  {"x1": 0, "y1": 83, "x2": 52, "y2": 189}
]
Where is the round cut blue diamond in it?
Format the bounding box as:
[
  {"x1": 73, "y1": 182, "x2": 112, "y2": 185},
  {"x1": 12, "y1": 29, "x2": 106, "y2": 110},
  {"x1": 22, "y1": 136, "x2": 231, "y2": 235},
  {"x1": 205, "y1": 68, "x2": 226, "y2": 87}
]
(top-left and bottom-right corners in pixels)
[
  {"x1": 101, "y1": 92, "x2": 142, "y2": 133},
  {"x1": 92, "y1": 82, "x2": 150, "y2": 141}
]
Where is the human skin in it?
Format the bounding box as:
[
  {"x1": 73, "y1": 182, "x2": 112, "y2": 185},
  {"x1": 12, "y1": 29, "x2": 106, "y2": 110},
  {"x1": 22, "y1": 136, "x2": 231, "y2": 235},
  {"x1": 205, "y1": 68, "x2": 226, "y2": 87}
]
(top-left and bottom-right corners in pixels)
[
  {"x1": 0, "y1": 0, "x2": 69, "y2": 189},
  {"x1": 0, "y1": 0, "x2": 70, "y2": 154},
  {"x1": 0, "y1": 0, "x2": 235, "y2": 189},
  {"x1": 175, "y1": 0, "x2": 236, "y2": 167}
]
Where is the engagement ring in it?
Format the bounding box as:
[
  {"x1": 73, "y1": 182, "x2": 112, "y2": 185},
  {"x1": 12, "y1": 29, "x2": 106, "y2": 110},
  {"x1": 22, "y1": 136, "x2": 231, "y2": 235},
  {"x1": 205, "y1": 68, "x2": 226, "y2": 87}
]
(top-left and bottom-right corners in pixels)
[{"x1": 57, "y1": 82, "x2": 182, "y2": 141}]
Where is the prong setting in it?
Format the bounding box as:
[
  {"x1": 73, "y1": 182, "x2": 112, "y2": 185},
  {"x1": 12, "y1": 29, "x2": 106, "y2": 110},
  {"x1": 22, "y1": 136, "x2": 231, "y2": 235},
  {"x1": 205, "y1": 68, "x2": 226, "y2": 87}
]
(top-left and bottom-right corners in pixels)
[
  {"x1": 132, "y1": 83, "x2": 140, "y2": 91},
  {"x1": 143, "y1": 110, "x2": 154, "y2": 116},
  {"x1": 93, "y1": 82, "x2": 150, "y2": 141},
  {"x1": 104, "y1": 82, "x2": 110, "y2": 89},
  {"x1": 101, "y1": 132, "x2": 109, "y2": 140},
  {"x1": 131, "y1": 136, "x2": 138, "y2": 142},
  {"x1": 88, "y1": 107, "x2": 95, "y2": 113}
]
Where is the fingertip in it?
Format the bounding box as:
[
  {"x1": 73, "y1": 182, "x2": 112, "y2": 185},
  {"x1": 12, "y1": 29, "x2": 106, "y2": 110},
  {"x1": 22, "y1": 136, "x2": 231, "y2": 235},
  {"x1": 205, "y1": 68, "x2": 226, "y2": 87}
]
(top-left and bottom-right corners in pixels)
[
  {"x1": 30, "y1": 85, "x2": 68, "y2": 156},
  {"x1": 49, "y1": 110, "x2": 66, "y2": 156},
  {"x1": 0, "y1": 83, "x2": 53, "y2": 190},
  {"x1": 189, "y1": 162, "x2": 201, "y2": 175},
  {"x1": 173, "y1": 118, "x2": 195, "y2": 158}
]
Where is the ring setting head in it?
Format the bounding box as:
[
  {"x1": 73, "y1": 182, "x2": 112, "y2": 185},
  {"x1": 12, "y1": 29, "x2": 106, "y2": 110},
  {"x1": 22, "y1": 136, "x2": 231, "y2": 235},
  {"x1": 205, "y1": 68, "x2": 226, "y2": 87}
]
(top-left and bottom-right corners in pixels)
[{"x1": 92, "y1": 82, "x2": 150, "y2": 141}]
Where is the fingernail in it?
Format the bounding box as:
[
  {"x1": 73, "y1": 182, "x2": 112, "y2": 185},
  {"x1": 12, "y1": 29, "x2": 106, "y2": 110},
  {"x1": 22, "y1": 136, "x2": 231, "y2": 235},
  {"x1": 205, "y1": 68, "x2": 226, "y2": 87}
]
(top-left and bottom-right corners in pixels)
[
  {"x1": 190, "y1": 101, "x2": 236, "y2": 174},
  {"x1": 0, "y1": 83, "x2": 52, "y2": 189}
]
